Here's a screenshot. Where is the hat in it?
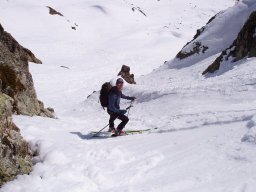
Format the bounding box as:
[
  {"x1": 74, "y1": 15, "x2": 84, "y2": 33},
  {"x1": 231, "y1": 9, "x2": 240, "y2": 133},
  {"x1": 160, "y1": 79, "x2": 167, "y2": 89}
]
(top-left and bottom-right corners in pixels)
[{"x1": 116, "y1": 78, "x2": 124, "y2": 85}]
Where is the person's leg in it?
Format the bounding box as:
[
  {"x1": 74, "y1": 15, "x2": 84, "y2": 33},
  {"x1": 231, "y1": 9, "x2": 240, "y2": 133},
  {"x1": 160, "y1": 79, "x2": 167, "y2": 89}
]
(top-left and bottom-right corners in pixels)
[
  {"x1": 117, "y1": 114, "x2": 129, "y2": 131},
  {"x1": 108, "y1": 111, "x2": 118, "y2": 131}
]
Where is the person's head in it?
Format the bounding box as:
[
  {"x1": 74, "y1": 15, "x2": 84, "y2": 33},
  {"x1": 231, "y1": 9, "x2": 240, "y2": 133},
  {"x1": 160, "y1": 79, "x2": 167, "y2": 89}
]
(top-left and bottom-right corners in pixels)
[{"x1": 116, "y1": 78, "x2": 124, "y2": 91}]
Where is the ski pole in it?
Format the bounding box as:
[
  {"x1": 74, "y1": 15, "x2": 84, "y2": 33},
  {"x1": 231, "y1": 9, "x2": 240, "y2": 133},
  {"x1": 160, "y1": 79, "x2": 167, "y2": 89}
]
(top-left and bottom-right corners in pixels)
[
  {"x1": 92, "y1": 123, "x2": 110, "y2": 137},
  {"x1": 127, "y1": 100, "x2": 134, "y2": 117}
]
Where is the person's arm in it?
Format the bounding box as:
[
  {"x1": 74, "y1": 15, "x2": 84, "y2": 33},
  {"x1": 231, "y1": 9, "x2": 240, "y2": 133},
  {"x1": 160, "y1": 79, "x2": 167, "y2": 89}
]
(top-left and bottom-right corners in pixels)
[{"x1": 121, "y1": 93, "x2": 135, "y2": 101}]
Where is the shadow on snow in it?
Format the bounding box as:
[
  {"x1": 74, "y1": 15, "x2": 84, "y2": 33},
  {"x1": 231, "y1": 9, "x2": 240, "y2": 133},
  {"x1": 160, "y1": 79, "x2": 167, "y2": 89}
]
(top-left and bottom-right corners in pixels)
[{"x1": 70, "y1": 132, "x2": 112, "y2": 140}]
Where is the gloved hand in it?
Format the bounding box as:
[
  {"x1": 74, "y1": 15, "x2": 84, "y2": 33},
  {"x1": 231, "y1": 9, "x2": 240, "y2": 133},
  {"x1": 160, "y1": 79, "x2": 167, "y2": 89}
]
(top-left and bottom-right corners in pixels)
[
  {"x1": 131, "y1": 96, "x2": 136, "y2": 101},
  {"x1": 119, "y1": 110, "x2": 127, "y2": 115}
]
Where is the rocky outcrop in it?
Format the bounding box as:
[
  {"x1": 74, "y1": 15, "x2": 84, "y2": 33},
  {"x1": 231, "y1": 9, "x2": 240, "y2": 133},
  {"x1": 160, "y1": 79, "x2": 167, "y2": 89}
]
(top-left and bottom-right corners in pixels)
[
  {"x1": 176, "y1": 42, "x2": 208, "y2": 59},
  {"x1": 203, "y1": 11, "x2": 256, "y2": 75},
  {"x1": 0, "y1": 23, "x2": 54, "y2": 117},
  {"x1": 46, "y1": 7, "x2": 78, "y2": 31},
  {"x1": 0, "y1": 93, "x2": 32, "y2": 186},
  {"x1": 176, "y1": 14, "x2": 216, "y2": 60},
  {"x1": 46, "y1": 6, "x2": 63, "y2": 17},
  {"x1": 0, "y1": 22, "x2": 55, "y2": 186},
  {"x1": 117, "y1": 65, "x2": 136, "y2": 84}
]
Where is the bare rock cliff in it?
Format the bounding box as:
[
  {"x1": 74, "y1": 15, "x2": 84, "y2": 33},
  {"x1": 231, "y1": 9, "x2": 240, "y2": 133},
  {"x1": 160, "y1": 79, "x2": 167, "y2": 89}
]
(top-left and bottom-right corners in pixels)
[
  {"x1": 0, "y1": 23, "x2": 54, "y2": 185},
  {"x1": 0, "y1": 23, "x2": 53, "y2": 117},
  {"x1": 0, "y1": 93, "x2": 32, "y2": 186}
]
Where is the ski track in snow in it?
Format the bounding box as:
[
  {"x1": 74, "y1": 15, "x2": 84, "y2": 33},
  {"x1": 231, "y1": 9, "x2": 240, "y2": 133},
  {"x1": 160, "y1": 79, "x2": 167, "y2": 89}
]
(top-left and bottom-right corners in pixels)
[{"x1": 1, "y1": 0, "x2": 256, "y2": 192}]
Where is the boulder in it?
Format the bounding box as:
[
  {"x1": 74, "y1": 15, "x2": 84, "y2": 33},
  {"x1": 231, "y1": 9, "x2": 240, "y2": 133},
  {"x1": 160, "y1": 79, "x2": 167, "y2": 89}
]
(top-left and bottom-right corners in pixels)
[{"x1": 117, "y1": 65, "x2": 136, "y2": 84}]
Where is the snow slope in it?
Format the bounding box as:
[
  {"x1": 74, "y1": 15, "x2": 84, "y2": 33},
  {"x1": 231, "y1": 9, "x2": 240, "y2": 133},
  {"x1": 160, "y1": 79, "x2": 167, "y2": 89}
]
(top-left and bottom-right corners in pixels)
[
  {"x1": 0, "y1": 0, "x2": 235, "y2": 112},
  {"x1": 2, "y1": 0, "x2": 256, "y2": 192}
]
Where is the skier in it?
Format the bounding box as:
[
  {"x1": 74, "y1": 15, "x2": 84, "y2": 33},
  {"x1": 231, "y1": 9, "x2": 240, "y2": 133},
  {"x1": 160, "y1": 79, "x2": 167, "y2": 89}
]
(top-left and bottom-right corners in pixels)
[{"x1": 107, "y1": 78, "x2": 136, "y2": 135}]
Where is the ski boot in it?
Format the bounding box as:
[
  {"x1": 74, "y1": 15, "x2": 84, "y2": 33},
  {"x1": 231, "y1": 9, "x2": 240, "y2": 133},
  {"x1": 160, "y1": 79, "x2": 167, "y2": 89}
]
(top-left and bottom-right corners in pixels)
[
  {"x1": 114, "y1": 129, "x2": 126, "y2": 136},
  {"x1": 108, "y1": 127, "x2": 116, "y2": 132}
]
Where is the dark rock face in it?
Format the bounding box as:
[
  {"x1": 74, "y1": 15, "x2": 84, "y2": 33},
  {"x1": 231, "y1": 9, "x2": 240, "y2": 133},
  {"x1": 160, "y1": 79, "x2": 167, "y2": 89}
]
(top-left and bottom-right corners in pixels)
[
  {"x1": 203, "y1": 11, "x2": 256, "y2": 75},
  {"x1": 0, "y1": 93, "x2": 32, "y2": 186},
  {"x1": 47, "y1": 6, "x2": 63, "y2": 16},
  {"x1": 0, "y1": 23, "x2": 54, "y2": 117},
  {"x1": 117, "y1": 65, "x2": 136, "y2": 84},
  {"x1": 229, "y1": 11, "x2": 256, "y2": 60},
  {"x1": 202, "y1": 56, "x2": 223, "y2": 75}
]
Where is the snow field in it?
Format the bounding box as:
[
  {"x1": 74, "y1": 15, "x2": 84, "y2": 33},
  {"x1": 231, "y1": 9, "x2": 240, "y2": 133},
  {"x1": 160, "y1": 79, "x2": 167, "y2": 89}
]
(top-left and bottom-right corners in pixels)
[{"x1": 2, "y1": 0, "x2": 256, "y2": 192}]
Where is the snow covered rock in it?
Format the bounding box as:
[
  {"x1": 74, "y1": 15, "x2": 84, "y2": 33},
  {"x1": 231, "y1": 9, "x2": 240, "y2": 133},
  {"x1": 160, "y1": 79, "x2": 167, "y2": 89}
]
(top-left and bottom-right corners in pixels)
[
  {"x1": 0, "y1": 23, "x2": 53, "y2": 117},
  {"x1": 175, "y1": 14, "x2": 215, "y2": 60},
  {"x1": 203, "y1": 11, "x2": 256, "y2": 75},
  {"x1": 0, "y1": 93, "x2": 32, "y2": 186}
]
